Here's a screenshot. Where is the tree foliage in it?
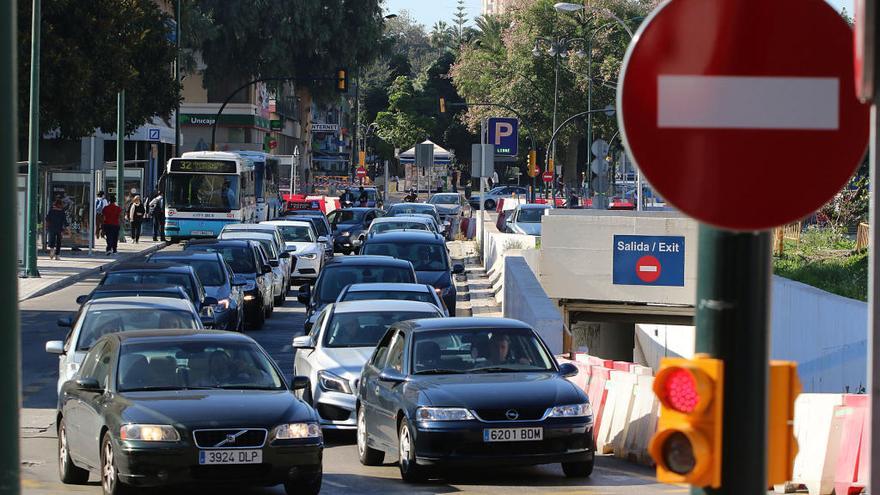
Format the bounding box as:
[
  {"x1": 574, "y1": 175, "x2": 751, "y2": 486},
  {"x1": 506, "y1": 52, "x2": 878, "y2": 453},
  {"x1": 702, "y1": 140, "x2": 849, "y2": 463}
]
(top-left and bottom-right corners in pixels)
[{"x1": 18, "y1": 0, "x2": 180, "y2": 139}]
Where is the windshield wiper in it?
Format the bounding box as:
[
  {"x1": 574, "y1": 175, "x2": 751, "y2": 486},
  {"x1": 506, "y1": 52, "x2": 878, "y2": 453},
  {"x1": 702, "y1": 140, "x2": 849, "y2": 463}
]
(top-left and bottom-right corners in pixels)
[
  {"x1": 415, "y1": 369, "x2": 465, "y2": 375},
  {"x1": 216, "y1": 385, "x2": 281, "y2": 390},
  {"x1": 121, "y1": 386, "x2": 218, "y2": 392},
  {"x1": 470, "y1": 366, "x2": 520, "y2": 373}
]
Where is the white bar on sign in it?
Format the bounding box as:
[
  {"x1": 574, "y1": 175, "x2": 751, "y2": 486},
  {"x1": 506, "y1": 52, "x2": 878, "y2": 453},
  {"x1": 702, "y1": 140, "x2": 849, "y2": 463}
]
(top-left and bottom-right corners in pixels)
[
  {"x1": 657, "y1": 75, "x2": 839, "y2": 130},
  {"x1": 639, "y1": 266, "x2": 658, "y2": 272}
]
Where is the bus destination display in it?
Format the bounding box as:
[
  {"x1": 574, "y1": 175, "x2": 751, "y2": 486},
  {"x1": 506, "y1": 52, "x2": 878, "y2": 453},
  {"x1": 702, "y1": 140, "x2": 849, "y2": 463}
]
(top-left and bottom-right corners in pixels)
[{"x1": 169, "y1": 160, "x2": 237, "y2": 174}]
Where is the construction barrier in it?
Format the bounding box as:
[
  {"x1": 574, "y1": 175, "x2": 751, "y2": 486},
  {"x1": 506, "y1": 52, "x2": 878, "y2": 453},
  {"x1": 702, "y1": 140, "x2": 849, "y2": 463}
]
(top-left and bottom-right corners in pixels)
[
  {"x1": 832, "y1": 395, "x2": 868, "y2": 495},
  {"x1": 784, "y1": 394, "x2": 846, "y2": 495}
]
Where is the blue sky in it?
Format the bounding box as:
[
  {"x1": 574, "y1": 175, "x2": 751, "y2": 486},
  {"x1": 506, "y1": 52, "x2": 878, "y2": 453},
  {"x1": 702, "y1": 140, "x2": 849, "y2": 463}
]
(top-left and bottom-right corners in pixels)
[{"x1": 386, "y1": 0, "x2": 853, "y2": 28}]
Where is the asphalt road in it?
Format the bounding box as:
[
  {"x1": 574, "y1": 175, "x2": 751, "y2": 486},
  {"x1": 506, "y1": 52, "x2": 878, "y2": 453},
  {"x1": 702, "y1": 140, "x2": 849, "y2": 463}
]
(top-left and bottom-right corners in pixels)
[{"x1": 18, "y1": 249, "x2": 681, "y2": 495}]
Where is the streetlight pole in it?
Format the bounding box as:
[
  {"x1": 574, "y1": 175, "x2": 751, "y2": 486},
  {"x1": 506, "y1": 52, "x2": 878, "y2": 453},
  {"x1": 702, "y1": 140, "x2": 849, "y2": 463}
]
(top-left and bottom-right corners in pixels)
[
  {"x1": 551, "y1": 46, "x2": 560, "y2": 203},
  {"x1": 174, "y1": 0, "x2": 181, "y2": 156},
  {"x1": 24, "y1": 0, "x2": 40, "y2": 278},
  {"x1": 116, "y1": 91, "x2": 126, "y2": 241}
]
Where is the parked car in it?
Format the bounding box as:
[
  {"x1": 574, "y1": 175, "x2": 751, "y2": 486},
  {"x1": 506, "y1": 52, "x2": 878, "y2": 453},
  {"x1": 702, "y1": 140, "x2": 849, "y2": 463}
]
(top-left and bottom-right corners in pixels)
[
  {"x1": 95, "y1": 263, "x2": 217, "y2": 328},
  {"x1": 55, "y1": 330, "x2": 323, "y2": 495},
  {"x1": 45, "y1": 296, "x2": 203, "y2": 394},
  {"x1": 360, "y1": 231, "x2": 464, "y2": 314},
  {"x1": 282, "y1": 211, "x2": 335, "y2": 261},
  {"x1": 297, "y1": 256, "x2": 418, "y2": 333},
  {"x1": 428, "y1": 192, "x2": 470, "y2": 239},
  {"x1": 505, "y1": 204, "x2": 552, "y2": 236},
  {"x1": 218, "y1": 231, "x2": 291, "y2": 306},
  {"x1": 263, "y1": 219, "x2": 326, "y2": 283},
  {"x1": 146, "y1": 251, "x2": 245, "y2": 332},
  {"x1": 327, "y1": 207, "x2": 384, "y2": 254},
  {"x1": 184, "y1": 239, "x2": 274, "y2": 329},
  {"x1": 292, "y1": 300, "x2": 443, "y2": 429},
  {"x1": 336, "y1": 283, "x2": 449, "y2": 316},
  {"x1": 469, "y1": 185, "x2": 529, "y2": 210},
  {"x1": 356, "y1": 317, "x2": 593, "y2": 482}
]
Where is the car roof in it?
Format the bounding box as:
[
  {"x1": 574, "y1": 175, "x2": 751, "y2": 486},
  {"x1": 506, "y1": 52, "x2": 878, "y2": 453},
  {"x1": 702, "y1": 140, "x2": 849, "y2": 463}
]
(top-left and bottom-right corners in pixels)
[
  {"x1": 185, "y1": 238, "x2": 254, "y2": 248},
  {"x1": 365, "y1": 231, "x2": 445, "y2": 244},
  {"x1": 109, "y1": 329, "x2": 253, "y2": 344},
  {"x1": 390, "y1": 203, "x2": 435, "y2": 209},
  {"x1": 332, "y1": 299, "x2": 442, "y2": 314},
  {"x1": 345, "y1": 283, "x2": 431, "y2": 293},
  {"x1": 93, "y1": 283, "x2": 187, "y2": 293},
  {"x1": 108, "y1": 262, "x2": 194, "y2": 273},
  {"x1": 223, "y1": 223, "x2": 279, "y2": 232},
  {"x1": 84, "y1": 296, "x2": 197, "y2": 311},
  {"x1": 149, "y1": 251, "x2": 222, "y2": 261},
  {"x1": 262, "y1": 220, "x2": 313, "y2": 227},
  {"x1": 372, "y1": 216, "x2": 431, "y2": 223},
  {"x1": 399, "y1": 317, "x2": 533, "y2": 333},
  {"x1": 220, "y1": 231, "x2": 275, "y2": 241},
  {"x1": 325, "y1": 255, "x2": 413, "y2": 268}
]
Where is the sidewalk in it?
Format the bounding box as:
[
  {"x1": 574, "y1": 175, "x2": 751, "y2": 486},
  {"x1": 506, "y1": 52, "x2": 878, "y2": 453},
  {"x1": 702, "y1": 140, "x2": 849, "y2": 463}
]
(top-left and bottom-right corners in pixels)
[
  {"x1": 449, "y1": 240, "x2": 502, "y2": 318},
  {"x1": 18, "y1": 237, "x2": 166, "y2": 301}
]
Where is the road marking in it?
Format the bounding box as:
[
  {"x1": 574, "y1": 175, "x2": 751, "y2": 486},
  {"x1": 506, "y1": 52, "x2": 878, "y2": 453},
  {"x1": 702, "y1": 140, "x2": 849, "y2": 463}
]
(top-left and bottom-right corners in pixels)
[{"x1": 658, "y1": 75, "x2": 839, "y2": 130}]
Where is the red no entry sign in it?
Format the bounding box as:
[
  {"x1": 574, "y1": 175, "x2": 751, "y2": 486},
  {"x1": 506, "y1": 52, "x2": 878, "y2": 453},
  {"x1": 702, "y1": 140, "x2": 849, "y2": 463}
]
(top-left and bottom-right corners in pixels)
[
  {"x1": 542, "y1": 170, "x2": 553, "y2": 183},
  {"x1": 356, "y1": 166, "x2": 367, "y2": 178},
  {"x1": 636, "y1": 255, "x2": 662, "y2": 283},
  {"x1": 618, "y1": 0, "x2": 870, "y2": 230}
]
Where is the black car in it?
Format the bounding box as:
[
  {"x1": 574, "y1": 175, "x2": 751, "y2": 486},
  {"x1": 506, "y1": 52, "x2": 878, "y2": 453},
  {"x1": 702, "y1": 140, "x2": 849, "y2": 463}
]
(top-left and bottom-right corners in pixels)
[
  {"x1": 75, "y1": 284, "x2": 190, "y2": 305},
  {"x1": 356, "y1": 318, "x2": 593, "y2": 482},
  {"x1": 297, "y1": 255, "x2": 417, "y2": 332},
  {"x1": 282, "y1": 210, "x2": 334, "y2": 260},
  {"x1": 57, "y1": 330, "x2": 322, "y2": 495},
  {"x1": 341, "y1": 186, "x2": 382, "y2": 208},
  {"x1": 147, "y1": 251, "x2": 246, "y2": 332},
  {"x1": 184, "y1": 239, "x2": 275, "y2": 330},
  {"x1": 326, "y1": 207, "x2": 384, "y2": 254},
  {"x1": 360, "y1": 231, "x2": 463, "y2": 314},
  {"x1": 95, "y1": 263, "x2": 217, "y2": 328}
]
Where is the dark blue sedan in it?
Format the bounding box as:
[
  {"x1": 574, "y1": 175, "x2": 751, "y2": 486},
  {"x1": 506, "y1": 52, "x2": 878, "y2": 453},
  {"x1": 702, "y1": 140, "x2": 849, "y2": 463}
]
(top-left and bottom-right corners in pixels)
[{"x1": 356, "y1": 317, "x2": 594, "y2": 482}]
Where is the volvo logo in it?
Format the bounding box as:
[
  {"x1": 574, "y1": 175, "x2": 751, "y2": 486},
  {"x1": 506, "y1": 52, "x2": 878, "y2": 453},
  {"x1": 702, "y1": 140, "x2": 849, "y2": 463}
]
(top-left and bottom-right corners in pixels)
[
  {"x1": 505, "y1": 409, "x2": 519, "y2": 420},
  {"x1": 225, "y1": 434, "x2": 237, "y2": 445}
]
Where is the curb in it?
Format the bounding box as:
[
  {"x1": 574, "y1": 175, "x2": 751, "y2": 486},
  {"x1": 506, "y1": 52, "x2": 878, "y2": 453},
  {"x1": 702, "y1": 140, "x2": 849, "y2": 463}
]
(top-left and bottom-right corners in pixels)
[{"x1": 20, "y1": 242, "x2": 168, "y2": 302}]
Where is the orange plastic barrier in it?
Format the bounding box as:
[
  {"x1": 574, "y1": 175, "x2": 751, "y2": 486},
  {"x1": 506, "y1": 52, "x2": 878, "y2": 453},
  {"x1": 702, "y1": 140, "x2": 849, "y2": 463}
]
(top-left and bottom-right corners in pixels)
[{"x1": 833, "y1": 394, "x2": 868, "y2": 495}]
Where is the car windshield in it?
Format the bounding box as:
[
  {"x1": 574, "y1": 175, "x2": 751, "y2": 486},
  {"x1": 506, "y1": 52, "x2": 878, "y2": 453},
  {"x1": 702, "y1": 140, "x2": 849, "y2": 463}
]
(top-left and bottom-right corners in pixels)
[
  {"x1": 517, "y1": 208, "x2": 547, "y2": 223},
  {"x1": 103, "y1": 272, "x2": 195, "y2": 300},
  {"x1": 167, "y1": 173, "x2": 239, "y2": 211},
  {"x1": 316, "y1": 266, "x2": 415, "y2": 303},
  {"x1": 328, "y1": 210, "x2": 365, "y2": 224},
  {"x1": 412, "y1": 328, "x2": 555, "y2": 374},
  {"x1": 185, "y1": 245, "x2": 256, "y2": 274},
  {"x1": 310, "y1": 219, "x2": 330, "y2": 237},
  {"x1": 324, "y1": 311, "x2": 439, "y2": 348},
  {"x1": 91, "y1": 290, "x2": 185, "y2": 301},
  {"x1": 361, "y1": 242, "x2": 447, "y2": 271},
  {"x1": 77, "y1": 309, "x2": 199, "y2": 351},
  {"x1": 152, "y1": 259, "x2": 225, "y2": 286},
  {"x1": 340, "y1": 290, "x2": 435, "y2": 305},
  {"x1": 117, "y1": 341, "x2": 284, "y2": 392},
  {"x1": 389, "y1": 205, "x2": 433, "y2": 216},
  {"x1": 371, "y1": 221, "x2": 429, "y2": 233},
  {"x1": 277, "y1": 225, "x2": 314, "y2": 242},
  {"x1": 429, "y1": 195, "x2": 459, "y2": 205}
]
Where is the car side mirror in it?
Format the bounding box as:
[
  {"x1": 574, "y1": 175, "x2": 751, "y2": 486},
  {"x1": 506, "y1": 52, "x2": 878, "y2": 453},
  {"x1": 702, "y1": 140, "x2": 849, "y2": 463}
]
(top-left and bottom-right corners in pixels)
[
  {"x1": 199, "y1": 314, "x2": 216, "y2": 329},
  {"x1": 297, "y1": 285, "x2": 311, "y2": 305},
  {"x1": 57, "y1": 317, "x2": 73, "y2": 328},
  {"x1": 75, "y1": 295, "x2": 88, "y2": 305},
  {"x1": 378, "y1": 369, "x2": 407, "y2": 384},
  {"x1": 452, "y1": 263, "x2": 465, "y2": 275},
  {"x1": 291, "y1": 375, "x2": 310, "y2": 391},
  {"x1": 317, "y1": 236, "x2": 328, "y2": 243},
  {"x1": 269, "y1": 260, "x2": 280, "y2": 268},
  {"x1": 75, "y1": 377, "x2": 102, "y2": 392},
  {"x1": 292, "y1": 335, "x2": 315, "y2": 349},
  {"x1": 45, "y1": 340, "x2": 64, "y2": 355},
  {"x1": 203, "y1": 296, "x2": 218, "y2": 306},
  {"x1": 279, "y1": 251, "x2": 291, "y2": 259},
  {"x1": 262, "y1": 264, "x2": 273, "y2": 274},
  {"x1": 558, "y1": 362, "x2": 578, "y2": 378}
]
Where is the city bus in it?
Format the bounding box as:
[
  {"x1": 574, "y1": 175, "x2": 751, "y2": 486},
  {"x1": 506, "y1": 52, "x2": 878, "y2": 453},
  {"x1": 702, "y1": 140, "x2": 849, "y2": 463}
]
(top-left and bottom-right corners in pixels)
[
  {"x1": 163, "y1": 151, "x2": 256, "y2": 242},
  {"x1": 232, "y1": 150, "x2": 283, "y2": 222}
]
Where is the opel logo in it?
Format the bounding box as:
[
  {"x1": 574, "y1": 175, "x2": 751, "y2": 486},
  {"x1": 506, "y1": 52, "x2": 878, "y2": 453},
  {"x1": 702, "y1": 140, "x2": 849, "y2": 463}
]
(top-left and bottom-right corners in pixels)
[{"x1": 505, "y1": 409, "x2": 519, "y2": 420}]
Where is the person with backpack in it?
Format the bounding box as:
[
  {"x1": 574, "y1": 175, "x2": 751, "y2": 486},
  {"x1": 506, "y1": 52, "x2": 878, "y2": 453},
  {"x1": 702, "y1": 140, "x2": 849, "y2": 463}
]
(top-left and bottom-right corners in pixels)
[
  {"x1": 148, "y1": 191, "x2": 166, "y2": 242},
  {"x1": 45, "y1": 200, "x2": 68, "y2": 260},
  {"x1": 94, "y1": 191, "x2": 108, "y2": 239},
  {"x1": 128, "y1": 194, "x2": 146, "y2": 243}
]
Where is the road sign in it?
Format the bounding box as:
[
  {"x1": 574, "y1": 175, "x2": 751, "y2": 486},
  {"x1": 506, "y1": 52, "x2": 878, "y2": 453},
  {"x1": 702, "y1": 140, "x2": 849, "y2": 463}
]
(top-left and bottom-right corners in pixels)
[
  {"x1": 613, "y1": 235, "x2": 685, "y2": 286},
  {"x1": 542, "y1": 170, "x2": 553, "y2": 183},
  {"x1": 415, "y1": 143, "x2": 434, "y2": 169},
  {"x1": 270, "y1": 119, "x2": 283, "y2": 130},
  {"x1": 471, "y1": 144, "x2": 494, "y2": 178},
  {"x1": 148, "y1": 128, "x2": 160, "y2": 141},
  {"x1": 591, "y1": 139, "x2": 609, "y2": 157},
  {"x1": 268, "y1": 139, "x2": 278, "y2": 150},
  {"x1": 356, "y1": 166, "x2": 367, "y2": 178},
  {"x1": 618, "y1": 0, "x2": 870, "y2": 230},
  {"x1": 487, "y1": 117, "x2": 519, "y2": 156}
]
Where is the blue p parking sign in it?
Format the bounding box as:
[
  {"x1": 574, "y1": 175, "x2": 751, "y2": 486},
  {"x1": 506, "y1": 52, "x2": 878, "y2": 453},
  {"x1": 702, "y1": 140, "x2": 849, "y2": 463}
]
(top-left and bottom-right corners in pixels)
[
  {"x1": 487, "y1": 117, "x2": 518, "y2": 156},
  {"x1": 612, "y1": 235, "x2": 685, "y2": 287}
]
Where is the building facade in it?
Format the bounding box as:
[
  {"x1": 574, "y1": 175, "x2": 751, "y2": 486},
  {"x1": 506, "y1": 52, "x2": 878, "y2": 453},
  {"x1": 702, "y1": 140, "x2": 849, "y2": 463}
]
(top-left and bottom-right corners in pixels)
[{"x1": 482, "y1": 0, "x2": 515, "y2": 15}]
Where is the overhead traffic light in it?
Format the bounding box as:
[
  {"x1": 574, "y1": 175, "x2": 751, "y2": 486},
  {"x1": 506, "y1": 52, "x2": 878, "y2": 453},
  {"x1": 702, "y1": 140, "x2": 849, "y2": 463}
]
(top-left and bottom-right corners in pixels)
[
  {"x1": 528, "y1": 150, "x2": 537, "y2": 177},
  {"x1": 767, "y1": 361, "x2": 800, "y2": 486},
  {"x1": 649, "y1": 356, "x2": 723, "y2": 488},
  {"x1": 439, "y1": 97, "x2": 446, "y2": 114},
  {"x1": 336, "y1": 68, "x2": 348, "y2": 93}
]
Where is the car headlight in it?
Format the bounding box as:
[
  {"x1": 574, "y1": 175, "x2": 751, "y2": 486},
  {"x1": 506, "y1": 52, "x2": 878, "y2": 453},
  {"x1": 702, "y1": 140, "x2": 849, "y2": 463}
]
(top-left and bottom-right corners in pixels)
[
  {"x1": 340, "y1": 231, "x2": 351, "y2": 237},
  {"x1": 243, "y1": 294, "x2": 256, "y2": 301},
  {"x1": 300, "y1": 253, "x2": 318, "y2": 260},
  {"x1": 548, "y1": 402, "x2": 593, "y2": 418},
  {"x1": 120, "y1": 424, "x2": 180, "y2": 442},
  {"x1": 317, "y1": 370, "x2": 352, "y2": 394},
  {"x1": 416, "y1": 407, "x2": 475, "y2": 421},
  {"x1": 214, "y1": 298, "x2": 231, "y2": 310},
  {"x1": 275, "y1": 423, "x2": 322, "y2": 440}
]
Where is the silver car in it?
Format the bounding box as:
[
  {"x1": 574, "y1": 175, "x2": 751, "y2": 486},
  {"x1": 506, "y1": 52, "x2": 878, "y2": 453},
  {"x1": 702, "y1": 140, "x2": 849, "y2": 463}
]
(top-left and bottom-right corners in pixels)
[
  {"x1": 292, "y1": 300, "x2": 443, "y2": 429},
  {"x1": 219, "y1": 231, "x2": 290, "y2": 305},
  {"x1": 45, "y1": 296, "x2": 203, "y2": 394},
  {"x1": 505, "y1": 203, "x2": 552, "y2": 236}
]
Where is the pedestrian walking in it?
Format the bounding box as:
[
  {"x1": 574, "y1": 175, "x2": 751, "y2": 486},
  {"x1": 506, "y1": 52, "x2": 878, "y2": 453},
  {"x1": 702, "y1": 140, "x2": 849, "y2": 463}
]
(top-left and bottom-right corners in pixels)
[
  {"x1": 94, "y1": 191, "x2": 108, "y2": 239},
  {"x1": 128, "y1": 194, "x2": 146, "y2": 243},
  {"x1": 102, "y1": 194, "x2": 122, "y2": 254},
  {"x1": 452, "y1": 167, "x2": 459, "y2": 193},
  {"x1": 149, "y1": 190, "x2": 166, "y2": 241},
  {"x1": 45, "y1": 199, "x2": 67, "y2": 260}
]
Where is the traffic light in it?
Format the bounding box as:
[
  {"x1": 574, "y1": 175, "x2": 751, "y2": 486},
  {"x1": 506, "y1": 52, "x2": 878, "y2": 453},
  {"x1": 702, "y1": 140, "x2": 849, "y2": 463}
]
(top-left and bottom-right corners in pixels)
[
  {"x1": 767, "y1": 361, "x2": 800, "y2": 486},
  {"x1": 439, "y1": 97, "x2": 446, "y2": 113},
  {"x1": 649, "y1": 356, "x2": 723, "y2": 488},
  {"x1": 528, "y1": 149, "x2": 537, "y2": 177},
  {"x1": 359, "y1": 150, "x2": 366, "y2": 166},
  {"x1": 336, "y1": 68, "x2": 348, "y2": 93}
]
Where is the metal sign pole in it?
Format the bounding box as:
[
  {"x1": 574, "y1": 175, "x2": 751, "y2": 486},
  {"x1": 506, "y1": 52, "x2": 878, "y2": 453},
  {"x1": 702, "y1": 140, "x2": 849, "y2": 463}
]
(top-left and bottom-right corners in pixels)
[
  {"x1": 870, "y1": 102, "x2": 880, "y2": 495},
  {"x1": 480, "y1": 119, "x2": 486, "y2": 263},
  {"x1": 88, "y1": 136, "x2": 95, "y2": 255}
]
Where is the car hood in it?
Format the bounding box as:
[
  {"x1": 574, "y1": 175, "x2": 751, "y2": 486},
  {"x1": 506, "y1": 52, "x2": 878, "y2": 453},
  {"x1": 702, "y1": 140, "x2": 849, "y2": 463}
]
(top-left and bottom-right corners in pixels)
[
  {"x1": 314, "y1": 347, "x2": 374, "y2": 379},
  {"x1": 511, "y1": 222, "x2": 542, "y2": 236},
  {"x1": 203, "y1": 285, "x2": 230, "y2": 301},
  {"x1": 415, "y1": 270, "x2": 452, "y2": 289},
  {"x1": 117, "y1": 389, "x2": 315, "y2": 427},
  {"x1": 413, "y1": 373, "x2": 583, "y2": 409},
  {"x1": 434, "y1": 205, "x2": 460, "y2": 215},
  {"x1": 333, "y1": 223, "x2": 362, "y2": 233},
  {"x1": 284, "y1": 242, "x2": 321, "y2": 254}
]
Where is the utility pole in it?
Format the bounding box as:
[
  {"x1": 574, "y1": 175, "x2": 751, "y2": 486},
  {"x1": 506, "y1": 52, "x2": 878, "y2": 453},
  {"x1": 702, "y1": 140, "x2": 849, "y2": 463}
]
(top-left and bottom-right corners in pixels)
[
  {"x1": 24, "y1": 0, "x2": 40, "y2": 278},
  {"x1": 1, "y1": 1, "x2": 21, "y2": 492},
  {"x1": 116, "y1": 91, "x2": 126, "y2": 241},
  {"x1": 174, "y1": 0, "x2": 181, "y2": 156},
  {"x1": 550, "y1": 46, "x2": 560, "y2": 203}
]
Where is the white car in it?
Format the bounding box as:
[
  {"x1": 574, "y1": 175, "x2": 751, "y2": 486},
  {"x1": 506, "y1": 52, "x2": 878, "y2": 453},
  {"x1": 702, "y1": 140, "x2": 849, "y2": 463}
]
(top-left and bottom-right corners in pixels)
[
  {"x1": 45, "y1": 296, "x2": 203, "y2": 394},
  {"x1": 292, "y1": 300, "x2": 443, "y2": 429},
  {"x1": 218, "y1": 231, "x2": 289, "y2": 305},
  {"x1": 263, "y1": 219, "x2": 327, "y2": 283}
]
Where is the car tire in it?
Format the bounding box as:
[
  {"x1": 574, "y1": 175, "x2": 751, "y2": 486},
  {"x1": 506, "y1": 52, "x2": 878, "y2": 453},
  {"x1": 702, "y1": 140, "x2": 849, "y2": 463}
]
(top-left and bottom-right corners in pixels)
[
  {"x1": 283, "y1": 466, "x2": 322, "y2": 495},
  {"x1": 562, "y1": 458, "x2": 594, "y2": 478},
  {"x1": 58, "y1": 419, "x2": 89, "y2": 485},
  {"x1": 274, "y1": 292, "x2": 285, "y2": 307},
  {"x1": 357, "y1": 407, "x2": 385, "y2": 466},
  {"x1": 398, "y1": 417, "x2": 427, "y2": 482},
  {"x1": 484, "y1": 199, "x2": 496, "y2": 210},
  {"x1": 266, "y1": 299, "x2": 274, "y2": 319},
  {"x1": 101, "y1": 433, "x2": 134, "y2": 495}
]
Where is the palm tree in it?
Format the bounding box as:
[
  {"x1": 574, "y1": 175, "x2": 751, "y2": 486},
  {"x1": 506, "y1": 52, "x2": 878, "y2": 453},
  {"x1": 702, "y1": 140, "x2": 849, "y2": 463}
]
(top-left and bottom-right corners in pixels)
[
  {"x1": 472, "y1": 15, "x2": 506, "y2": 53},
  {"x1": 430, "y1": 21, "x2": 455, "y2": 49}
]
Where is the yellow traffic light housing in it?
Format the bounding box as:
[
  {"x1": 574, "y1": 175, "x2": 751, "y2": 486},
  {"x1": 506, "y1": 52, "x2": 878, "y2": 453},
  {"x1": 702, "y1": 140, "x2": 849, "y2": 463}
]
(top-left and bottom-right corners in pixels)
[
  {"x1": 649, "y1": 356, "x2": 723, "y2": 488},
  {"x1": 336, "y1": 68, "x2": 348, "y2": 93},
  {"x1": 767, "y1": 361, "x2": 800, "y2": 486},
  {"x1": 528, "y1": 150, "x2": 537, "y2": 177},
  {"x1": 358, "y1": 150, "x2": 366, "y2": 166},
  {"x1": 439, "y1": 97, "x2": 446, "y2": 113}
]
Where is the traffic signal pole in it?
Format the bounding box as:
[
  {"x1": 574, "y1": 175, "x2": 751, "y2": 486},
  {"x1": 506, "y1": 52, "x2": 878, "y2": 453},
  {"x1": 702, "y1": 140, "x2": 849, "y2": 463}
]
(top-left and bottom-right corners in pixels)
[
  {"x1": 693, "y1": 226, "x2": 772, "y2": 494},
  {"x1": 24, "y1": 0, "x2": 40, "y2": 278}
]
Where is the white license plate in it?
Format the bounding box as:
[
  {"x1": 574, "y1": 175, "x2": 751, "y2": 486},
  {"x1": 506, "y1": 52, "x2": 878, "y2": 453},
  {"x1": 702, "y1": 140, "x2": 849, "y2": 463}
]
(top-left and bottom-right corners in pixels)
[
  {"x1": 192, "y1": 230, "x2": 214, "y2": 236},
  {"x1": 483, "y1": 427, "x2": 543, "y2": 442},
  {"x1": 198, "y1": 449, "x2": 262, "y2": 465}
]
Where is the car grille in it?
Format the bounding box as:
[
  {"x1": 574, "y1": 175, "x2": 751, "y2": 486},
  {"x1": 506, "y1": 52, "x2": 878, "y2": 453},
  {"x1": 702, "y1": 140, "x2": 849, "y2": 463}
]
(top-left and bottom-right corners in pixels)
[
  {"x1": 474, "y1": 407, "x2": 547, "y2": 422},
  {"x1": 193, "y1": 428, "x2": 267, "y2": 449},
  {"x1": 190, "y1": 464, "x2": 271, "y2": 481}
]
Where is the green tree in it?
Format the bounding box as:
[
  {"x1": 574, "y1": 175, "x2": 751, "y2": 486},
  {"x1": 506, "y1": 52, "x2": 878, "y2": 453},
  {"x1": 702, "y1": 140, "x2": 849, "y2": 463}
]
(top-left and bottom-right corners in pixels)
[
  {"x1": 18, "y1": 0, "x2": 180, "y2": 140},
  {"x1": 453, "y1": 0, "x2": 469, "y2": 44},
  {"x1": 374, "y1": 76, "x2": 433, "y2": 150},
  {"x1": 430, "y1": 21, "x2": 455, "y2": 50}
]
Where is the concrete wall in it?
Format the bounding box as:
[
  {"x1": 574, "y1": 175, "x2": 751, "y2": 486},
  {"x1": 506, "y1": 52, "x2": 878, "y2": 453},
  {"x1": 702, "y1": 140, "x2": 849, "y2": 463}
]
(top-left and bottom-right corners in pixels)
[
  {"x1": 634, "y1": 324, "x2": 696, "y2": 370},
  {"x1": 503, "y1": 256, "x2": 564, "y2": 354}
]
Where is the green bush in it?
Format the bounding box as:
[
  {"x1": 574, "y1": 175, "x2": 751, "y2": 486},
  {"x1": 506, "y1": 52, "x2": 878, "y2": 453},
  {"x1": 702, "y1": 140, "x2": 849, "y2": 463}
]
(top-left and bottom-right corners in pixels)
[{"x1": 773, "y1": 226, "x2": 867, "y2": 301}]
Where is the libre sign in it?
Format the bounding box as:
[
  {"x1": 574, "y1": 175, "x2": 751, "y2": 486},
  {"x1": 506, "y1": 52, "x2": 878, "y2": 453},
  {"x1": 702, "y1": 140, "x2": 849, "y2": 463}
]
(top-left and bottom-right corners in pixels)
[
  {"x1": 618, "y1": 0, "x2": 870, "y2": 230},
  {"x1": 487, "y1": 117, "x2": 518, "y2": 156},
  {"x1": 613, "y1": 235, "x2": 685, "y2": 287}
]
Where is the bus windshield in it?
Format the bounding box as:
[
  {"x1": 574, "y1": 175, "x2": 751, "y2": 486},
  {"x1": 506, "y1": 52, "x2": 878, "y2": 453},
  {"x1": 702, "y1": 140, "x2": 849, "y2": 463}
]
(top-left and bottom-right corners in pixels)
[{"x1": 167, "y1": 174, "x2": 240, "y2": 211}]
